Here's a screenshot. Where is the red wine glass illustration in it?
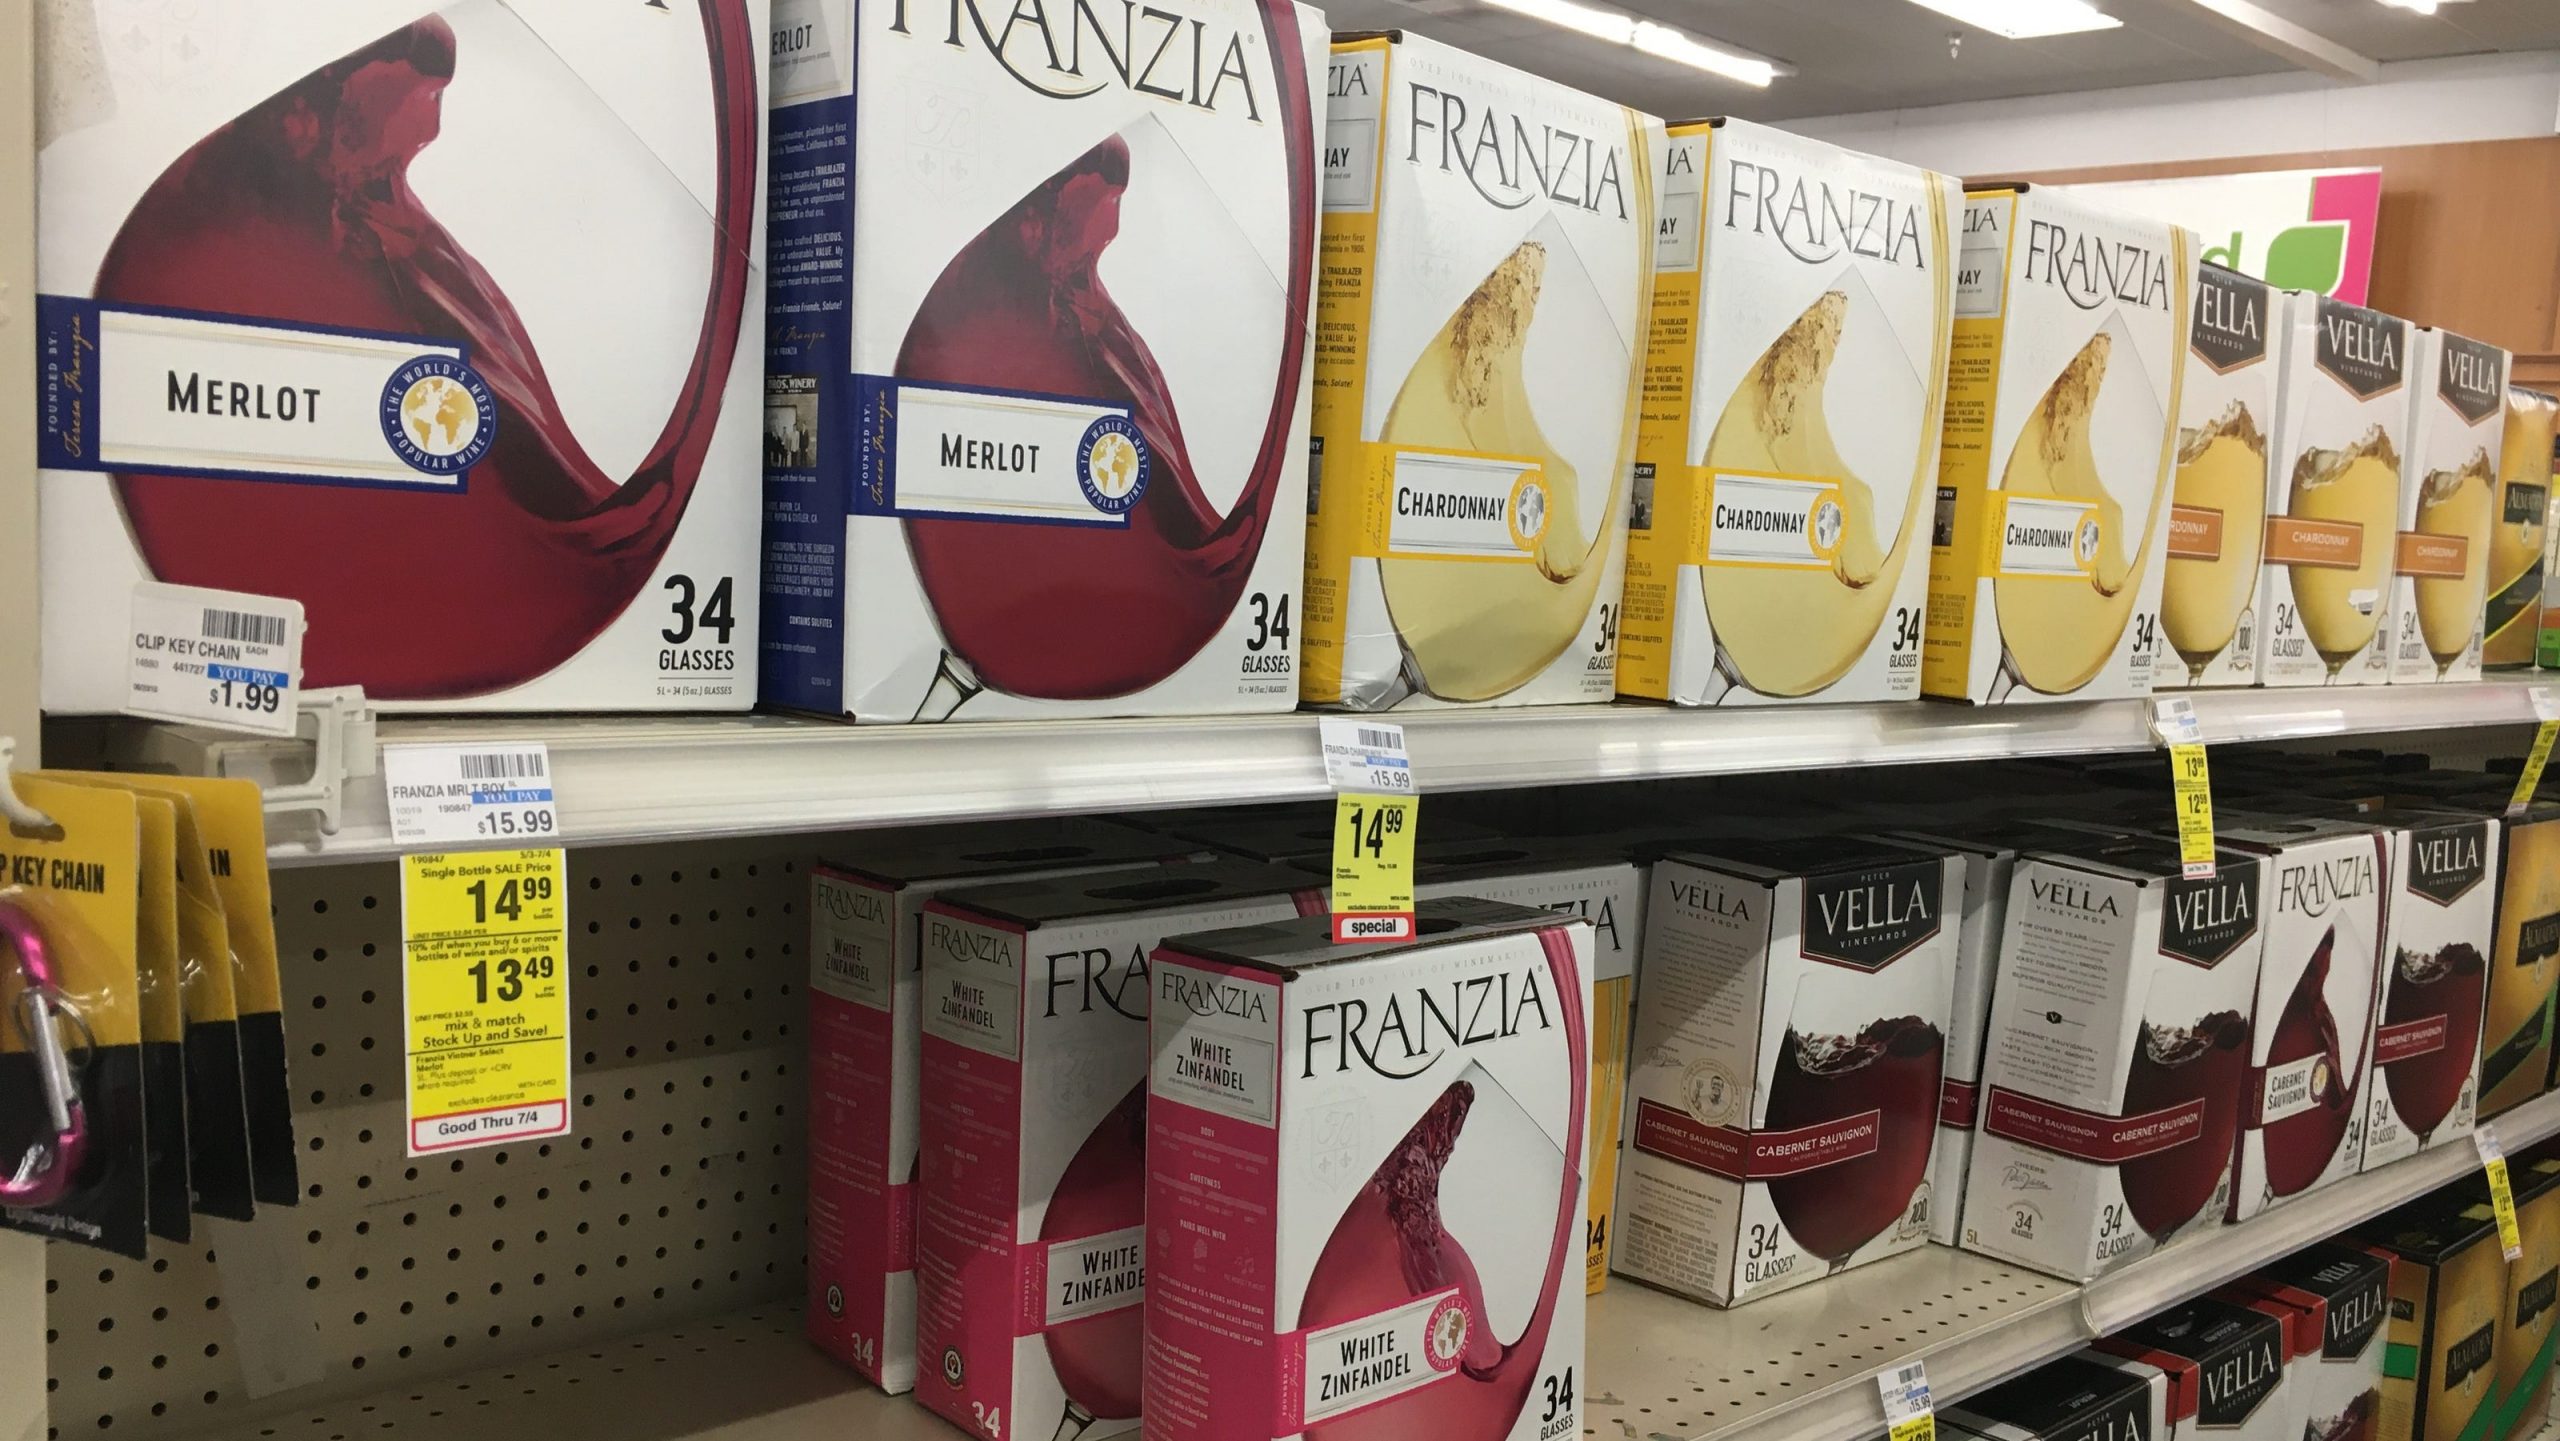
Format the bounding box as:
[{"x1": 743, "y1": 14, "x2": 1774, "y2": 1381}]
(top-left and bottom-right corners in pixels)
[
  {"x1": 1037, "y1": 1083, "x2": 1147, "y2": 1441},
  {"x1": 2119, "y1": 1008, "x2": 2249, "y2": 1239},
  {"x1": 2380, "y1": 942, "x2": 2487, "y2": 1143},
  {"x1": 2262, "y1": 927, "x2": 2372, "y2": 1199},
  {"x1": 1763, "y1": 1015, "x2": 1944, "y2": 1267},
  {"x1": 94, "y1": 1, "x2": 760, "y2": 698}
]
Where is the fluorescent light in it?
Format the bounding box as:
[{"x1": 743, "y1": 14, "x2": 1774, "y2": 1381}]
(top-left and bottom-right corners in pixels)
[
  {"x1": 2377, "y1": 0, "x2": 2439, "y2": 12},
  {"x1": 1903, "y1": 0, "x2": 2123, "y2": 38},
  {"x1": 1480, "y1": 0, "x2": 1780, "y2": 86}
]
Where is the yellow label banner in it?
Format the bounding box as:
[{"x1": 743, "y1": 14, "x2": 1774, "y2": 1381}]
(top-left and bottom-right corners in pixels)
[
  {"x1": 2171, "y1": 743, "x2": 2215, "y2": 879},
  {"x1": 402, "y1": 849, "x2": 571, "y2": 1156},
  {"x1": 1331, "y1": 792, "x2": 1417, "y2": 943},
  {"x1": 2511, "y1": 719, "x2": 2558, "y2": 816}
]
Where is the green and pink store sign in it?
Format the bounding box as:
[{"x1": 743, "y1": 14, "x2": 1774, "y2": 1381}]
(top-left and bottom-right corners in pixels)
[{"x1": 2067, "y1": 167, "x2": 2384, "y2": 303}]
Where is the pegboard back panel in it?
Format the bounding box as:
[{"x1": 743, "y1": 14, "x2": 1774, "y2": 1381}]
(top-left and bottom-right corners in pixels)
[{"x1": 45, "y1": 836, "x2": 827, "y2": 1441}]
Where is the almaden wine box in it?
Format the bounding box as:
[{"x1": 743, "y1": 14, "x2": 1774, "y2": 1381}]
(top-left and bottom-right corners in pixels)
[
  {"x1": 36, "y1": 0, "x2": 769, "y2": 712},
  {"x1": 2158, "y1": 263, "x2": 2281, "y2": 690},
  {"x1": 1925, "y1": 185, "x2": 2195, "y2": 705},
  {"x1": 2254, "y1": 293, "x2": 2414, "y2": 688},
  {"x1": 1963, "y1": 836, "x2": 2262, "y2": 1283},
  {"x1": 1616, "y1": 838, "x2": 1959, "y2": 1307},
  {"x1": 1142, "y1": 899, "x2": 1592, "y2": 1441},
  {"x1": 2387, "y1": 327, "x2": 2511, "y2": 684},
  {"x1": 804, "y1": 819, "x2": 1189, "y2": 1393},
  {"x1": 911, "y1": 861, "x2": 1313, "y2": 1440},
  {"x1": 2358, "y1": 809, "x2": 2496, "y2": 1169},
  {"x1": 2363, "y1": 1190, "x2": 2506, "y2": 1441},
  {"x1": 1301, "y1": 33, "x2": 1659, "y2": 711},
  {"x1": 760, "y1": 0, "x2": 1323, "y2": 722},
  {"x1": 1618, "y1": 119, "x2": 1957, "y2": 707}
]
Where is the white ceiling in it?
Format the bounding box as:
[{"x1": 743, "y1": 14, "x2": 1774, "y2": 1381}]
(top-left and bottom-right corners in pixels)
[{"x1": 1312, "y1": 0, "x2": 2560, "y2": 121}]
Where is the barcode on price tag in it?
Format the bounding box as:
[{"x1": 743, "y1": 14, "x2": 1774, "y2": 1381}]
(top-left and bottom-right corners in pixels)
[
  {"x1": 125, "y1": 581, "x2": 304, "y2": 736},
  {"x1": 383, "y1": 743, "x2": 560, "y2": 847},
  {"x1": 1877, "y1": 1360, "x2": 1933, "y2": 1441},
  {"x1": 1318, "y1": 717, "x2": 1413, "y2": 793}
]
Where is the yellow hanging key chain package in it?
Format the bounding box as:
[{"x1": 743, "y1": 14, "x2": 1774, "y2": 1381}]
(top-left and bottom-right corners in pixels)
[
  {"x1": 1, "y1": 774, "x2": 149, "y2": 1258},
  {"x1": 129, "y1": 795, "x2": 194, "y2": 1242}
]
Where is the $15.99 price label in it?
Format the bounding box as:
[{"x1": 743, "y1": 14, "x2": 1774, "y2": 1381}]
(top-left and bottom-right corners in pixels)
[
  {"x1": 402, "y1": 849, "x2": 571, "y2": 1156},
  {"x1": 384, "y1": 742, "x2": 560, "y2": 847}
]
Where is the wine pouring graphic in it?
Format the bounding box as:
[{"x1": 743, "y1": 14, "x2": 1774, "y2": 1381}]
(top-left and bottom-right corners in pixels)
[
  {"x1": 894, "y1": 19, "x2": 1318, "y2": 721},
  {"x1": 1762, "y1": 971, "x2": 1943, "y2": 1270},
  {"x1": 1298, "y1": 928, "x2": 1586, "y2": 1441},
  {"x1": 2378, "y1": 943, "x2": 2486, "y2": 1144},
  {"x1": 2120, "y1": 968, "x2": 2250, "y2": 1242},
  {"x1": 1035, "y1": 1084, "x2": 1147, "y2": 1441},
  {"x1": 2258, "y1": 927, "x2": 2374, "y2": 1203},
  {"x1": 90, "y1": 0, "x2": 761, "y2": 699}
]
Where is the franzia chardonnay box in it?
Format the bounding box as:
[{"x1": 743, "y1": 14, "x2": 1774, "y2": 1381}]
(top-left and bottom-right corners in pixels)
[
  {"x1": 2389, "y1": 328, "x2": 2511, "y2": 684},
  {"x1": 1301, "y1": 33, "x2": 1660, "y2": 710},
  {"x1": 805, "y1": 818, "x2": 1189, "y2": 1392},
  {"x1": 2255, "y1": 294, "x2": 2414, "y2": 688},
  {"x1": 1144, "y1": 899, "x2": 1592, "y2": 1441},
  {"x1": 1940, "y1": 1352, "x2": 2169, "y2": 1441},
  {"x1": 1964, "y1": 837, "x2": 2261, "y2": 1282},
  {"x1": 760, "y1": 0, "x2": 1323, "y2": 722},
  {"x1": 1618, "y1": 119, "x2": 1958, "y2": 707},
  {"x1": 36, "y1": 0, "x2": 770, "y2": 712},
  {"x1": 912, "y1": 861, "x2": 1314, "y2": 1440},
  {"x1": 2217, "y1": 814, "x2": 2386, "y2": 1221},
  {"x1": 2159, "y1": 263, "x2": 2281, "y2": 690},
  {"x1": 2095, "y1": 1296, "x2": 2293, "y2": 1441},
  {"x1": 1925, "y1": 186, "x2": 2196, "y2": 704},
  {"x1": 2359, "y1": 810, "x2": 2496, "y2": 1168},
  {"x1": 2233, "y1": 1243, "x2": 2392, "y2": 1441},
  {"x1": 1616, "y1": 839, "x2": 1958, "y2": 1307}
]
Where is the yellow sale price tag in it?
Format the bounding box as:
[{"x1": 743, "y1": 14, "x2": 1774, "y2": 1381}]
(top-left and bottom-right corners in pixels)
[
  {"x1": 1888, "y1": 1417, "x2": 1934, "y2": 1441},
  {"x1": 2480, "y1": 1128, "x2": 2525, "y2": 1260},
  {"x1": 2511, "y1": 720, "x2": 2558, "y2": 816},
  {"x1": 2170, "y1": 743, "x2": 2214, "y2": 879},
  {"x1": 1331, "y1": 792, "x2": 1417, "y2": 943},
  {"x1": 402, "y1": 849, "x2": 572, "y2": 1156}
]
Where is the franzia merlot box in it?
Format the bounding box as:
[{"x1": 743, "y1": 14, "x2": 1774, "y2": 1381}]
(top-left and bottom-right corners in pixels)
[
  {"x1": 2359, "y1": 810, "x2": 2496, "y2": 1168},
  {"x1": 805, "y1": 818, "x2": 1190, "y2": 1392},
  {"x1": 911, "y1": 861, "x2": 1315, "y2": 1440},
  {"x1": 1963, "y1": 837, "x2": 2263, "y2": 1282},
  {"x1": 1615, "y1": 838, "x2": 1959, "y2": 1307},
  {"x1": 1144, "y1": 898, "x2": 1592, "y2": 1441},
  {"x1": 761, "y1": 0, "x2": 1323, "y2": 721}
]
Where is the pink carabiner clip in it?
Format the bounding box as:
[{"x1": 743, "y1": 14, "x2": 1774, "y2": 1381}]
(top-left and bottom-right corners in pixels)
[{"x1": 0, "y1": 899, "x2": 89, "y2": 1208}]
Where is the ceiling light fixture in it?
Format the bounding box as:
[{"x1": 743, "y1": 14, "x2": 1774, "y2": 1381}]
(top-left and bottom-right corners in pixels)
[
  {"x1": 1902, "y1": 0, "x2": 2123, "y2": 38},
  {"x1": 2375, "y1": 0, "x2": 2439, "y2": 12},
  {"x1": 1479, "y1": 0, "x2": 1783, "y2": 85}
]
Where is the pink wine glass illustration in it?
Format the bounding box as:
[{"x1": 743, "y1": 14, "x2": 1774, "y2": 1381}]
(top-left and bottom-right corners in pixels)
[
  {"x1": 93, "y1": 1, "x2": 759, "y2": 699},
  {"x1": 893, "y1": 1, "x2": 1316, "y2": 719},
  {"x1": 1297, "y1": 929, "x2": 1586, "y2": 1441},
  {"x1": 1037, "y1": 1083, "x2": 1146, "y2": 1440},
  {"x1": 1763, "y1": 1015, "x2": 1943, "y2": 1266}
]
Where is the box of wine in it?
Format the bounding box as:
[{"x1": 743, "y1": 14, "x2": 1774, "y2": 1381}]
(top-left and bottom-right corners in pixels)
[
  {"x1": 2496, "y1": 388, "x2": 2558, "y2": 668},
  {"x1": 1924, "y1": 186, "x2": 2195, "y2": 704},
  {"x1": 2159, "y1": 263, "x2": 2282, "y2": 689},
  {"x1": 2233, "y1": 1242, "x2": 2392, "y2": 1441},
  {"x1": 1144, "y1": 898, "x2": 1592, "y2": 1441},
  {"x1": 1616, "y1": 838, "x2": 1958, "y2": 1306},
  {"x1": 1940, "y1": 1353, "x2": 2169, "y2": 1441},
  {"x1": 35, "y1": 0, "x2": 771, "y2": 712},
  {"x1": 2254, "y1": 294, "x2": 2414, "y2": 687},
  {"x1": 804, "y1": 818, "x2": 1188, "y2": 1392},
  {"x1": 2365, "y1": 1192, "x2": 2506, "y2": 1441},
  {"x1": 2479, "y1": 805, "x2": 2560, "y2": 1119},
  {"x1": 1616, "y1": 119, "x2": 1957, "y2": 706},
  {"x1": 2481, "y1": 1149, "x2": 2560, "y2": 1440},
  {"x1": 1964, "y1": 836, "x2": 2261, "y2": 1282},
  {"x1": 2095, "y1": 1296, "x2": 2292, "y2": 1441},
  {"x1": 760, "y1": 0, "x2": 1323, "y2": 722},
  {"x1": 910, "y1": 861, "x2": 1315, "y2": 1440},
  {"x1": 2389, "y1": 328, "x2": 2511, "y2": 683},
  {"x1": 2359, "y1": 811, "x2": 2496, "y2": 1168}
]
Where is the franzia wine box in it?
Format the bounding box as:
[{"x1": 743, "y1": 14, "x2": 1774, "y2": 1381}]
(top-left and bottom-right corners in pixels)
[
  {"x1": 1616, "y1": 838, "x2": 1958, "y2": 1307},
  {"x1": 805, "y1": 818, "x2": 1189, "y2": 1392},
  {"x1": 2388, "y1": 327, "x2": 2511, "y2": 684},
  {"x1": 2217, "y1": 814, "x2": 2386, "y2": 1221},
  {"x1": 911, "y1": 861, "x2": 1314, "y2": 1440},
  {"x1": 2364, "y1": 1192, "x2": 2505, "y2": 1441},
  {"x1": 2159, "y1": 264, "x2": 2281, "y2": 690},
  {"x1": 2359, "y1": 810, "x2": 2496, "y2": 1168},
  {"x1": 2255, "y1": 294, "x2": 2414, "y2": 688},
  {"x1": 1940, "y1": 1352, "x2": 2169, "y2": 1441},
  {"x1": 2233, "y1": 1242, "x2": 2392, "y2": 1441},
  {"x1": 761, "y1": 0, "x2": 1323, "y2": 722},
  {"x1": 1618, "y1": 119, "x2": 1958, "y2": 707},
  {"x1": 1925, "y1": 186, "x2": 2196, "y2": 704},
  {"x1": 1144, "y1": 899, "x2": 1592, "y2": 1441},
  {"x1": 1878, "y1": 819, "x2": 2090, "y2": 1247},
  {"x1": 36, "y1": 0, "x2": 771, "y2": 712},
  {"x1": 1301, "y1": 33, "x2": 1660, "y2": 710},
  {"x1": 1963, "y1": 837, "x2": 2262, "y2": 1283},
  {"x1": 2095, "y1": 1296, "x2": 2292, "y2": 1441}
]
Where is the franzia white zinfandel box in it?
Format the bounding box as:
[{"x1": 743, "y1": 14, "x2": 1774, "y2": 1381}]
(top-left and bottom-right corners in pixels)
[
  {"x1": 760, "y1": 0, "x2": 1323, "y2": 721},
  {"x1": 1144, "y1": 898, "x2": 1592, "y2": 1441},
  {"x1": 1616, "y1": 839, "x2": 1959, "y2": 1307},
  {"x1": 37, "y1": 0, "x2": 770, "y2": 711}
]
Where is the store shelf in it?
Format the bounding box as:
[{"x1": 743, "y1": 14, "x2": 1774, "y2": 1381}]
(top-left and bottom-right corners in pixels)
[{"x1": 50, "y1": 675, "x2": 2557, "y2": 867}]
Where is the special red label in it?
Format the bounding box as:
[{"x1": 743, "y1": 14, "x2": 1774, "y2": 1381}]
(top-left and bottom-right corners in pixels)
[
  {"x1": 2375, "y1": 1013, "x2": 2450, "y2": 1067},
  {"x1": 1981, "y1": 1086, "x2": 2206, "y2": 1163},
  {"x1": 1630, "y1": 1098, "x2": 1880, "y2": 1180},
  {"x1": 1940, "y1": 1078, "x2": 1980, "y2": 1129}
]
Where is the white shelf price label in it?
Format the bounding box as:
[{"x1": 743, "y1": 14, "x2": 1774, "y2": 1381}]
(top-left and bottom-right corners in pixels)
[
  {"x1": 384, "y1": 743, "x2": 560, "y2": 847},
  {"x1": 125, "y1": 581, "x2": 305, "y2": 736},
  {"x1": 2149, "y1": 696, "x2": 2204, "y2": 747},
  {"x1": 1877, "y1": 1360, "x2": 1933, "y2": 1441},
  {"x1": 1319, "y1": 717, "x2": 1413, "y2": 794},
  {"x1": 2478, "y1": 1126, "x2": 2525, "y2": 1261}
]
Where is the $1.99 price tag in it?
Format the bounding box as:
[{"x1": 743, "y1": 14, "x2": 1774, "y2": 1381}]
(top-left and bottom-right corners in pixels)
[
  {"x1": 2170, "y1": 743, "x2": 2215, "y2": 880},
  {"x1": 402, "y1": 849, "x2": 572, "y2": 1156},
  {"x1": 1331, "y1": 793, "x2": 1417, "y2": 943}
]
